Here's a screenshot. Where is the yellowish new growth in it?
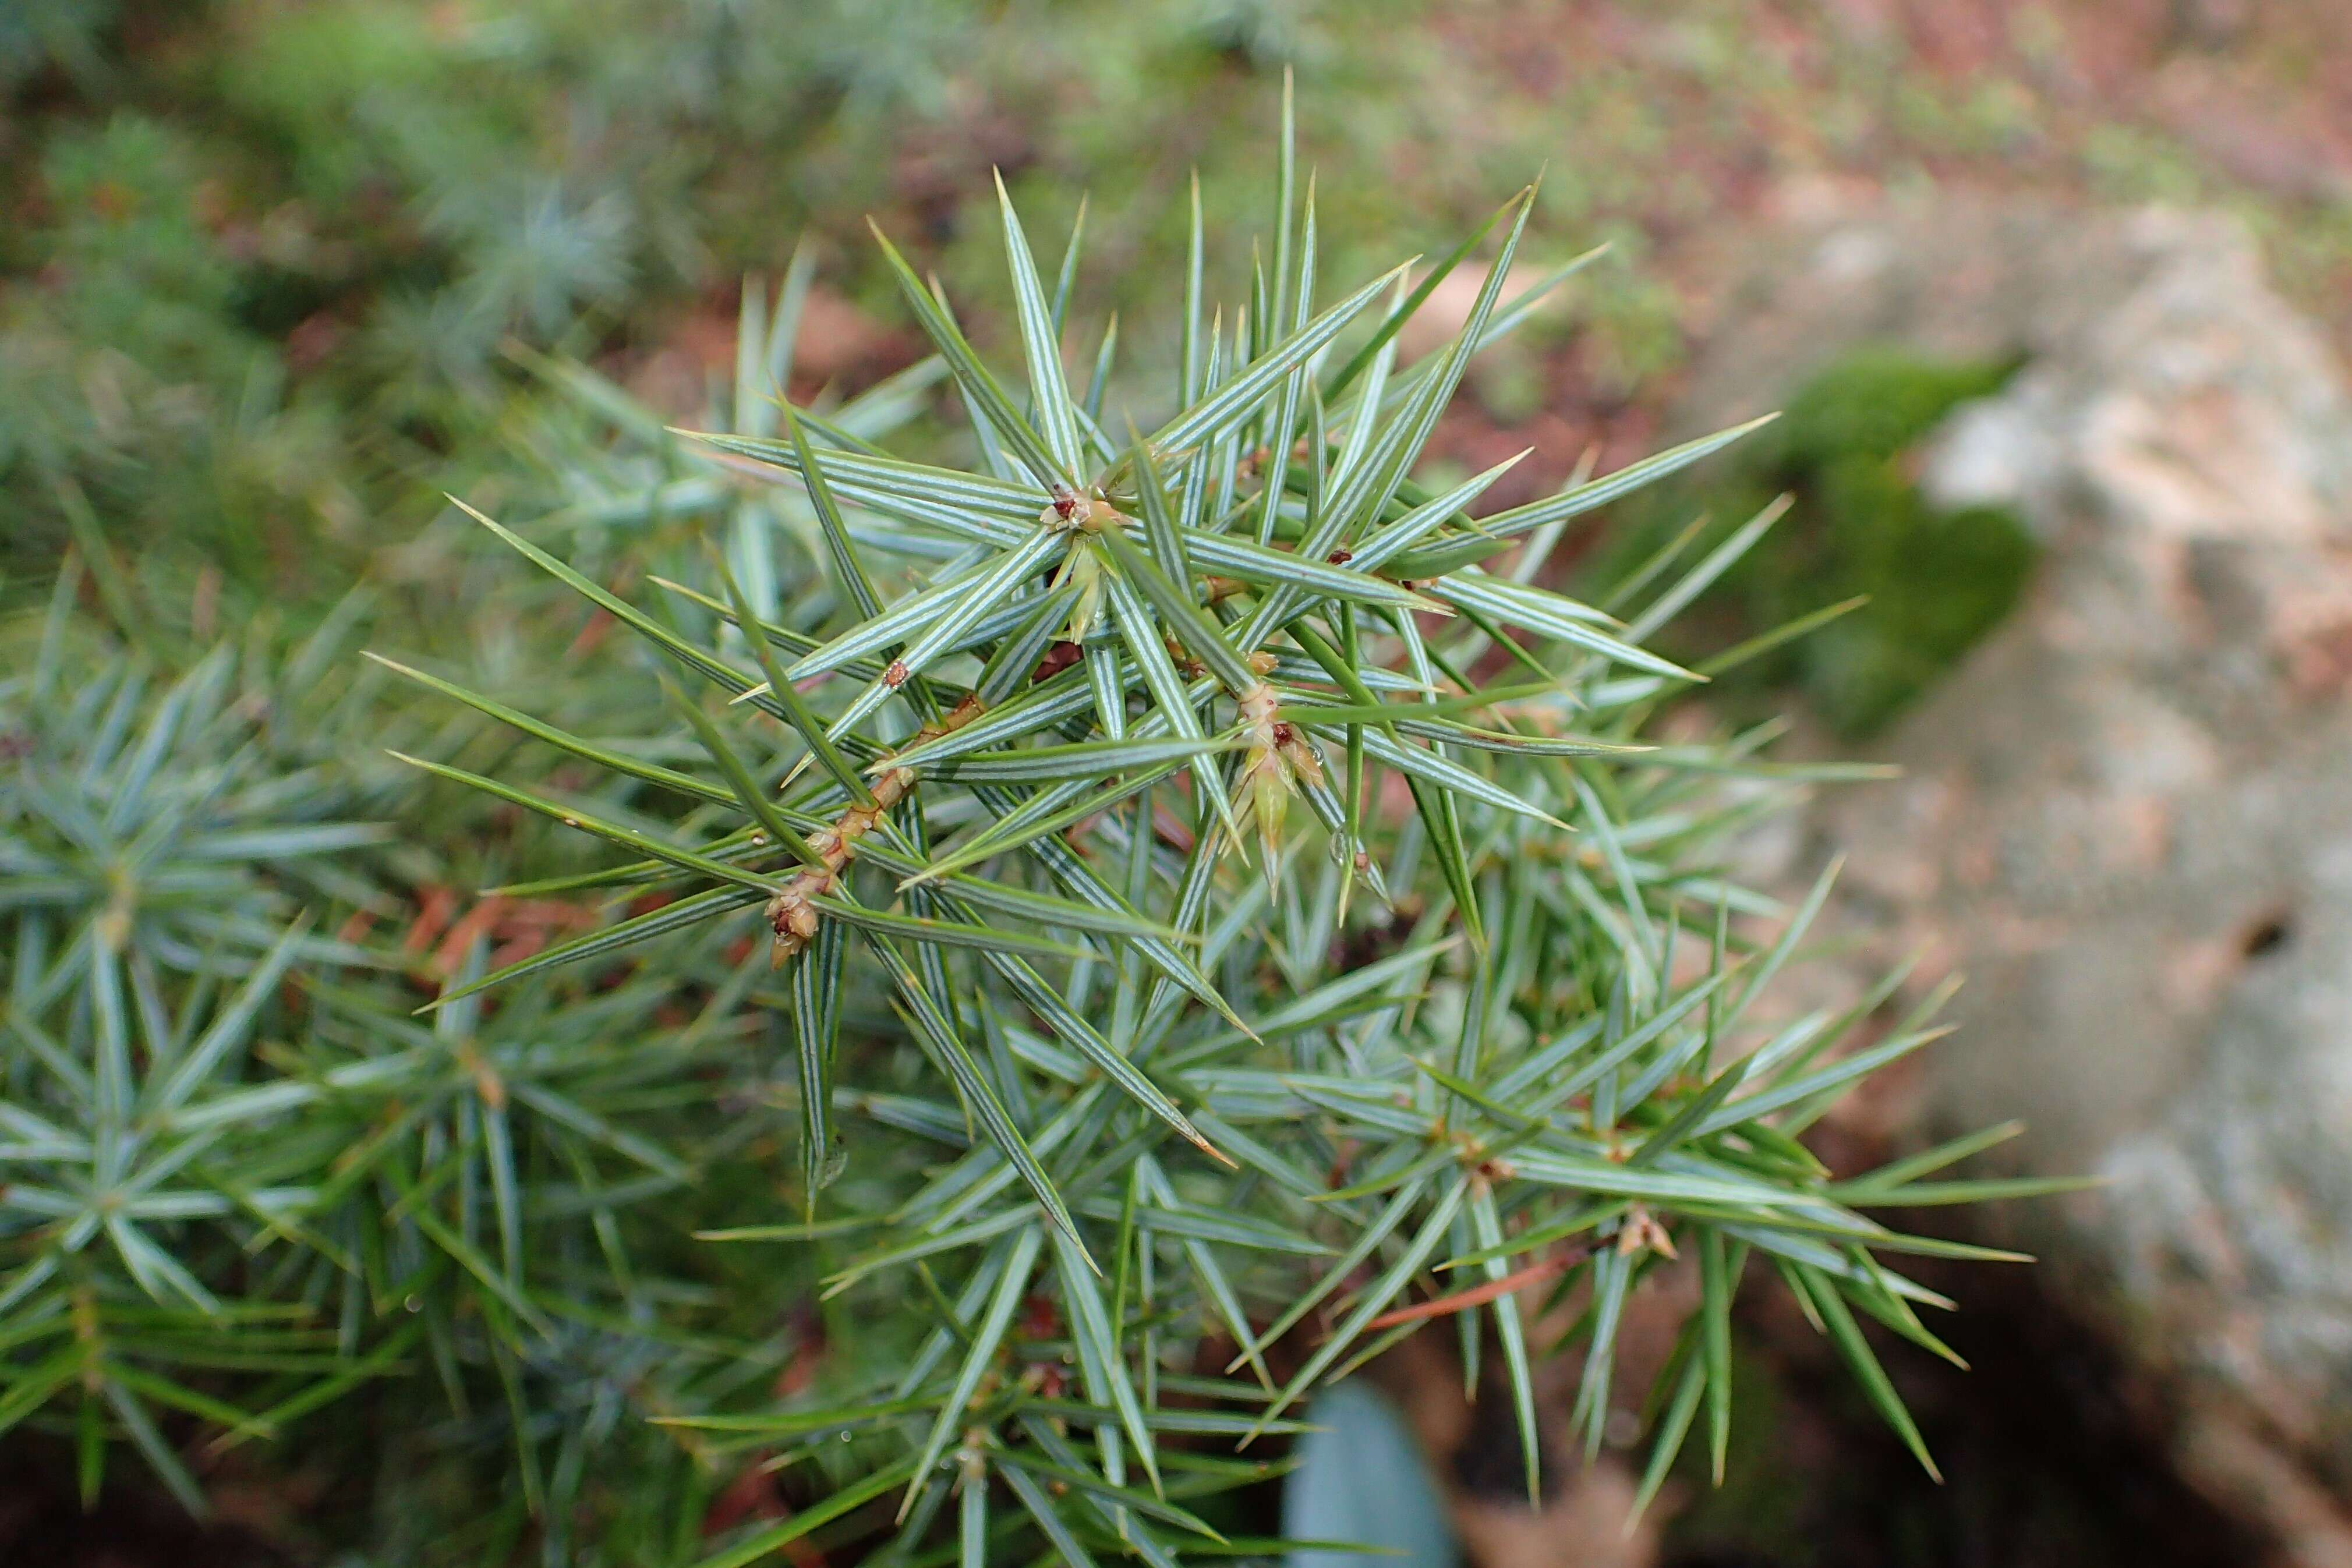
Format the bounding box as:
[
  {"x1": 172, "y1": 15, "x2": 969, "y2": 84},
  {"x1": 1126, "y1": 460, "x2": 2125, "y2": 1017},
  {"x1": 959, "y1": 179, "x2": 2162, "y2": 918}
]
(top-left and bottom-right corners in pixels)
[{"x1": 1229, "y1": 681, "x2": 1322, "y2": 884}]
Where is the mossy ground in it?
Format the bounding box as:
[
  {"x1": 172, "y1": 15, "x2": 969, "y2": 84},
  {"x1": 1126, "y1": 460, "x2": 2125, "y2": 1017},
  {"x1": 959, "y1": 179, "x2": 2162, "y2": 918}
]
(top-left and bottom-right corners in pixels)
[{"x1": 1597, "y1": 346, "x2": 2036, "y2": 737}]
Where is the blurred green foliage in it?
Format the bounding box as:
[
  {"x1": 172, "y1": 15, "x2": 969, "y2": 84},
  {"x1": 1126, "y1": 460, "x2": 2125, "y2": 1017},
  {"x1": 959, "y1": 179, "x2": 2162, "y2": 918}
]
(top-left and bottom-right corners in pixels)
[
  {"x1": 6, "y1": 0, "x2": 2340, "y2": 630},
  {"x1": 0, "y1": 0, "x2": 113, "y2": 90},
  {"x1": 2, "y1": 0, "x2": 950, "y2": 599},
  {"x1": 1, "y1": 0, "x2": 1678, "y2": 618}
]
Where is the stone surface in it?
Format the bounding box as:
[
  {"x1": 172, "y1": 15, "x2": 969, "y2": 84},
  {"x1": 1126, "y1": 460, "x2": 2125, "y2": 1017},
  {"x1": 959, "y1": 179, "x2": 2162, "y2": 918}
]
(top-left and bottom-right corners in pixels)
[{"x1": 1681, "y1": 189, "x2": 2352, "y2": 1562}]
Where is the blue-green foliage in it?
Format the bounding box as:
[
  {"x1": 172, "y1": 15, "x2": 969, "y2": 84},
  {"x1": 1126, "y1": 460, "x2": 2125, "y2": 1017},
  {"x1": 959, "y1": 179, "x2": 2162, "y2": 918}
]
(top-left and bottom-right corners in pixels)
[
  {"x1": 0, "y1": 584, "x2": 825, "y2": 1553},
  {"x1": 0, "y1": 0, "x2": 113, "y2": 89},
  {"x1": 0, "y1": 10, "x2": 2053, "y2": 1560}
]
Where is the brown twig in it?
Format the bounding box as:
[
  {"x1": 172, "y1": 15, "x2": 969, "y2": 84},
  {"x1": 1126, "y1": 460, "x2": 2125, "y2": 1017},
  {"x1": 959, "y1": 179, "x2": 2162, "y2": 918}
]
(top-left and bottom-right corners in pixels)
[{"x1": 1364, "y1": 1246, "x2": 1590, "y2": 1331}]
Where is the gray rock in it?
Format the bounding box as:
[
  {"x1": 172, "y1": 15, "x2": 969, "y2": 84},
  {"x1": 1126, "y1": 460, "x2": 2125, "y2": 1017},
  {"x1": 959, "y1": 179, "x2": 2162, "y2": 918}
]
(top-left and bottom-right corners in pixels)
[
  {"x1": 1685, "y1": 190, "x2": 2352, "y2": 1560},
  {"x1": 2103, "y1": 842, "x2": 2352, "y2": 1481}
]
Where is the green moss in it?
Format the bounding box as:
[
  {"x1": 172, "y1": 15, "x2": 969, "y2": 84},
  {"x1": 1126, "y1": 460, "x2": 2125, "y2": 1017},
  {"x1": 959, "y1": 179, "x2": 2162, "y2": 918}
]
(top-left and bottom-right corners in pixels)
[{"x1": 1608, "y1": 344, "x2": 2036, "y2": 737}]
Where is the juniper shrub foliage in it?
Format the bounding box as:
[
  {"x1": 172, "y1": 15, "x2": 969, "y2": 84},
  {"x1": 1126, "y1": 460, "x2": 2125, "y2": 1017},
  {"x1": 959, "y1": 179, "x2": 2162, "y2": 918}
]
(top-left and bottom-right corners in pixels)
[{"x1": 0, "y1": 91, "x2": 2061, "y2": 1566}]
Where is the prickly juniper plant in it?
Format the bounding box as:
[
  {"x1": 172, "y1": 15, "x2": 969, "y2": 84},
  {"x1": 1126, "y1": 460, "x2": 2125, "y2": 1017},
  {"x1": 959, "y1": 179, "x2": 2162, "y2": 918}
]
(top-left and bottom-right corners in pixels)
[
  {"x1": 0, "y1": 571, "x2": 401, "y2": 1514},
  {"x1": 374, "y1": 108, "x2": 2052, "y2": 1562},
  {"x1": 0, "y1": 274, "x2": 949, "y2": 1547}
]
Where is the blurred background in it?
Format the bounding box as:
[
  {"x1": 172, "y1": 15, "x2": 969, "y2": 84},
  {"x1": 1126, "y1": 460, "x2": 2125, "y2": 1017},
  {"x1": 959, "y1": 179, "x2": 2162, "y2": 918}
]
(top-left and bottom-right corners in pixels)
[{"x1": 7, "y1": 1, "x2": 2352, "y2": 1565}]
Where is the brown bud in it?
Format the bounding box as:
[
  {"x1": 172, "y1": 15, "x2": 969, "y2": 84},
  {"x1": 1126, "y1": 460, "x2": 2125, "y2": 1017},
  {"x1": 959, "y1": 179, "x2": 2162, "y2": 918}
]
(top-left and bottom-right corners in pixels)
[{"x1": 1032, "y1": 640, "x2": 1085, "y2": 682}]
